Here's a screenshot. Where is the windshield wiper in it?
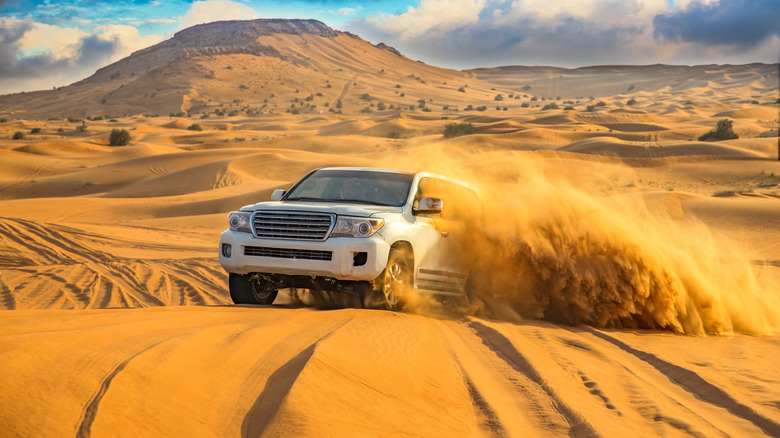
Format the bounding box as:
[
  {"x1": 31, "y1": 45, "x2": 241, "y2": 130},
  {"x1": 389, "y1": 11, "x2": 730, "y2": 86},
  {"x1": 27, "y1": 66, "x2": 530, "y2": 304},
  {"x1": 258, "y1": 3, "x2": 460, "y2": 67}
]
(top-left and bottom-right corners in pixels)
[
  {"x1": 285, "y1": 197, "x2": 396, "y2": 206},
  {"x1": 284, "y1": 197, "x2": 327, "y2": 202}
]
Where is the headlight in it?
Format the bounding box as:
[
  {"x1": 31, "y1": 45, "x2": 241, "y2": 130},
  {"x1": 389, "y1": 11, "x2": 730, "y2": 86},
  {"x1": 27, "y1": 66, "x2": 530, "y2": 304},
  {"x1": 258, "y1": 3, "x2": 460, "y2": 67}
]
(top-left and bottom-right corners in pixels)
[
  {"x1": 330, "y1": 217, "x2": 384, "y2": 238},
  {"x1": 227, "y1": 211, "x2": 252, "y2": 233}
]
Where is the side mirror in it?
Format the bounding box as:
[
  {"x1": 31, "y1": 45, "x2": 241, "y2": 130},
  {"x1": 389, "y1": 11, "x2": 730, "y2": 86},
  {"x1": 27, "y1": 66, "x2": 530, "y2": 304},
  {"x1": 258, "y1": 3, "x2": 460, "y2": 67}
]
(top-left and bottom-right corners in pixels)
[
  {"x1": 271, "y1": 189, "x2": 286, "y2": 201},
  {"x1": 415, "y1": 197, "x2": 443, "y2": 215}
]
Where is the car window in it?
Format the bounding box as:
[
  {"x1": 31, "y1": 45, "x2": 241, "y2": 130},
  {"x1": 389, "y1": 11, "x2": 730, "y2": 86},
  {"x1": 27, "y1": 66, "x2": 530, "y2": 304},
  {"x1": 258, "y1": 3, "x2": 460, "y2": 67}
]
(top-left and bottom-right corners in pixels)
[
  {"x1": 414, "y1": 177, "x2": 479, "y2": 221},
  {"x1": 285, "y1": 169, "x2": 414, "y2": 207}
]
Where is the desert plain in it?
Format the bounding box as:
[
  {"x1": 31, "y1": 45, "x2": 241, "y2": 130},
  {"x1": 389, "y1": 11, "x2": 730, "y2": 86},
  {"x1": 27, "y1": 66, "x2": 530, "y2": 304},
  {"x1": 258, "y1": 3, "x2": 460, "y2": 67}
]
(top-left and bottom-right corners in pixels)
[{"x1": 1, "y1": 19, "x2": 780, "y2": 437}]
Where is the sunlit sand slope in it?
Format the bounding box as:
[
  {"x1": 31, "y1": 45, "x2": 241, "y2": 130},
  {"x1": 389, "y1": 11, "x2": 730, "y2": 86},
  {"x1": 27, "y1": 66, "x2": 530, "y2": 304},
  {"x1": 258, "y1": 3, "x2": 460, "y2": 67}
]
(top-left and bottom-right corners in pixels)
[{"x1": 1, "y1": 307, "x2": 779, "y2": 437}]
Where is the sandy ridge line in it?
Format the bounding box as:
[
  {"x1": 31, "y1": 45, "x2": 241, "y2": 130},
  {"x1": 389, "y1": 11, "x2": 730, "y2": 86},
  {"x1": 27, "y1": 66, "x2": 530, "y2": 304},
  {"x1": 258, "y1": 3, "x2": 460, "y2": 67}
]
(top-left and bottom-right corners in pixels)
[
  {"x1": 241, "y1": 317, "x2": 353, "y2": 436},
  {"x1": 583, "y1": 327, "x2": 780, "y2": 437},
  {"x1": 68, "y1": 310, "x2": 320, "y2": 437}
]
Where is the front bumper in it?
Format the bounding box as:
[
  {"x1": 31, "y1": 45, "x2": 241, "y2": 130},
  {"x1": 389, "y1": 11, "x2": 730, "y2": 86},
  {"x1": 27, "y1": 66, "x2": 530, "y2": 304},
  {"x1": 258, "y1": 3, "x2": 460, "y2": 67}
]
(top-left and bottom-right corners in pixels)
[{"x1": 218, "y1": 230, "x2": 390, "y2": 281}]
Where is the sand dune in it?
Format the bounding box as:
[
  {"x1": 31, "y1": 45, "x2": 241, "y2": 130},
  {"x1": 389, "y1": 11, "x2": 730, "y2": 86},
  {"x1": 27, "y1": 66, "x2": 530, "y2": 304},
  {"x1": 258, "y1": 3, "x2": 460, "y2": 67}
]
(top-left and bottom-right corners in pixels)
[
  {"x1": 1, "y1": 307, "x2": 779, "y2": 437},
  {"x1": 0, "y1": 38, "x2": 779, "y2": 437}
]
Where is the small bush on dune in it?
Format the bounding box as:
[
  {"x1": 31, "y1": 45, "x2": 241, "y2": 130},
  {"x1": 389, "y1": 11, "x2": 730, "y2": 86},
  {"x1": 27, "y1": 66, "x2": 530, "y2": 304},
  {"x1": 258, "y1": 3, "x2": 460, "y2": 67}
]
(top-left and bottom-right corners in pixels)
[
  {"x1": 443, "y1": 123, "x2": 475, "y2": 138},
  {"x1": 13, "y1": 131, "x2": 26, "y2": 140},
  {"x1": 698, "y1": 119, "x2": 738, "y2": 141},
  {"x1": 109, "y1": 129, "x2": 131, "y2": 146},
  {"x1": 188, "y1": 123, "x2": 203, "y2": 131}
]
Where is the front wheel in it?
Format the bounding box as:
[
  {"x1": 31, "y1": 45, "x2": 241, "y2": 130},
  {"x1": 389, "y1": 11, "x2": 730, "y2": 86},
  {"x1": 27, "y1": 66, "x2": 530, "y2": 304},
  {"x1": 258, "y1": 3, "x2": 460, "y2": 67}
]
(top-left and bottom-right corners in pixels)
[
  {"x1": 229, "y1": 273, "x2": 278, "y2": 305},
  {"x1": 371, "y1": 248, "x2": 412, "y2": 311}
]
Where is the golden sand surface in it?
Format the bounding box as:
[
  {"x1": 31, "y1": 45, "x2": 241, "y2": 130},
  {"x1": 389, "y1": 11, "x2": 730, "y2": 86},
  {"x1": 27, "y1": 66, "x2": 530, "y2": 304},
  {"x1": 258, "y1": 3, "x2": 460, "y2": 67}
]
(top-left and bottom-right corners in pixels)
[{"x1": 1, "y1": 60, "x2": 779, "y2": 436}]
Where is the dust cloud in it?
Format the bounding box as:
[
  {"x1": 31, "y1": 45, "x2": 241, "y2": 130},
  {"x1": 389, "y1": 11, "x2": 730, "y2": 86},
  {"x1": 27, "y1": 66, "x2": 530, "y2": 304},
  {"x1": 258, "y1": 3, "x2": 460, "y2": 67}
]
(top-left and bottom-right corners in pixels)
[{"x1": 391, "y1": 149, "x2": 780, "y2": 335}]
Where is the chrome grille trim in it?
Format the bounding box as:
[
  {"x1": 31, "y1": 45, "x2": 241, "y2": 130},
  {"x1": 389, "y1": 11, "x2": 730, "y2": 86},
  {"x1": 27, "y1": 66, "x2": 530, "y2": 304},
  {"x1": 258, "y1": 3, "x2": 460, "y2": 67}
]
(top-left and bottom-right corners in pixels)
[
  {"x1": 244, "y1": 246, "x2": 333, "y2": 261},
  {"x1": 251, "y1": 211, "x2": 335, "y2": 241}
]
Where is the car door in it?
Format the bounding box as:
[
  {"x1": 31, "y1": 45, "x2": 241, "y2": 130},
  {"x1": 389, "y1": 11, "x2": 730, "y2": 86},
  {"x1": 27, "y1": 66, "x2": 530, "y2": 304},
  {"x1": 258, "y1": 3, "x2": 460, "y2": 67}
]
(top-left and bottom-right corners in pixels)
[{"x1": 411, "y1": 178, "x2": 469, "y2": 295}]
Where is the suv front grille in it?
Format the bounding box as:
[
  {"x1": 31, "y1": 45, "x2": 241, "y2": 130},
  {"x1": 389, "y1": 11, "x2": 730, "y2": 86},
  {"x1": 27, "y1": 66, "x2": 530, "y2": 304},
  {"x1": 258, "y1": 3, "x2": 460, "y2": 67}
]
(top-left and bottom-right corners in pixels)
[
  {"x1": 252, "y1": 211, "x2": 334, "y2": 240},
  {"x1": 244, "y1": 246, "x2": 333, "y2": 261}
]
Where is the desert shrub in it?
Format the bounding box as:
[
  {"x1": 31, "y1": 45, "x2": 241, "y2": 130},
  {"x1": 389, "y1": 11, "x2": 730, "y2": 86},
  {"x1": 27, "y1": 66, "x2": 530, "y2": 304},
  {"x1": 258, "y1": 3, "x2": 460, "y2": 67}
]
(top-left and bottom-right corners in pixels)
[
  {"x1": 476, "y1": 106, "x2": 487, "y2": 111},
  {"x1": 0, "y1": 118, "x2": 7, "y2": 123},
  {"x1": 360, "y1": 107, "x2": 372, "y2": 114},
  {"x1": 77, "y1": 121, "x2": 87, "y2": 132},
  {"x1": 542, "y1": 102, "x2": 559, "y2": 110},
  {"x1": 521, "y1": 102, "x2": 530, "y2": 108},
  {"x1": 377, "y1": 102, "x2": 387, "y2": 111},
  {"x1": 698, "y1": 119, "x2": 738, "y2": 141},
  {"x1": 443, "y1": 123, "x2": 475, "y2": 138},
  {"x1": 188, "y1": 123, "x2": 203, "y2": 131},
  {"x1": 627, "y1": 84, "x2": 635, "y2": 92},
  {"x1": 457, "y1": 86, "x2": 466, "y2": 93},
  {"x1": 361, "y1": 93, "x2": 373, "y2": 101},
  {"x1": 387, "y1": 131, "x2": 401, "y2": 139},
  {"x1": 564, "y1": 106, "x2": 575, "y2": 111},
  {"x1": 30, "y1": 127, "x2": 41, "y2": 134},
  {"x1": 465, "y1": 104, "x2": 474, "y2": 111},
  {"x1": 627, "y1": 98, "x2": 637, "y2": 105},
  {"x1": 494, "y1": 94, "x2": 503, "y2": 101},
  {"x1": 228, "y1": 110, "x2": 239, "y2": 117},
  {"x1": 13, "y1": 131, "x2": 26, "y2": 140},
  {"x1": 109, "y1": 129, "x2": 131, "y2": 146}
]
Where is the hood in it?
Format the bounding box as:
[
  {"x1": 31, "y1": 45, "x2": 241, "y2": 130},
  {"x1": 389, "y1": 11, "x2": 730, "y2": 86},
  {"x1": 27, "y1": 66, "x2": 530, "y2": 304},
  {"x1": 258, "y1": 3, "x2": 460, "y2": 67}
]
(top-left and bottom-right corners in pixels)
[{"x1": 240, "y1": 201, "x2": 403, "y2": 217}]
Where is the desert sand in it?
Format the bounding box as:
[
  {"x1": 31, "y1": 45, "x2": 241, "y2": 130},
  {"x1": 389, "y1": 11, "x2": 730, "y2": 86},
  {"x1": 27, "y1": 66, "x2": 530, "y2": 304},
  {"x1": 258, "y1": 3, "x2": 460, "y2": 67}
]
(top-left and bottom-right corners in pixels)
[{"x1": 1, "y1": 19, "x2": 780, "y2": 437}]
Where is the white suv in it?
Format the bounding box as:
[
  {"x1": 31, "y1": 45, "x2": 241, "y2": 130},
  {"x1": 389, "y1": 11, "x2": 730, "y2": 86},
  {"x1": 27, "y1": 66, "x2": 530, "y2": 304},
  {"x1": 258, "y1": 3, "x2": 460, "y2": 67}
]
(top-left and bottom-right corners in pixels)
[{"x1": 218, "y1": 167, "x2": 479, "y2": 309}]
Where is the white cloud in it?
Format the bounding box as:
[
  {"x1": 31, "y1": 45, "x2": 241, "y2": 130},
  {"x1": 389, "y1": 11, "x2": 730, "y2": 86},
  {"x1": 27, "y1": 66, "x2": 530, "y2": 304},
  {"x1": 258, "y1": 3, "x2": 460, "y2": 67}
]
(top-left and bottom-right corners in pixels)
[
  {"x1": 14, "y1": 20, "x2": 88, "y2": 61},
  {"x1": 0, "y1": 17, "x2": 163, "y2": 94},
  {"x1": 350, "y1": 0, "x2": 778, "y2": 69},
  {"x1": 178, "y1": 0, "x2": 261, "y2": 30},
  {"x1": 94, "y1": 24, "x2": 163, "y2": 62},
  {"x1": 369, "y1": 0, "x2": 486, "y2": 40},
  {"x1": 333, "y1": 7, "x2": 358, "y2": 16}
]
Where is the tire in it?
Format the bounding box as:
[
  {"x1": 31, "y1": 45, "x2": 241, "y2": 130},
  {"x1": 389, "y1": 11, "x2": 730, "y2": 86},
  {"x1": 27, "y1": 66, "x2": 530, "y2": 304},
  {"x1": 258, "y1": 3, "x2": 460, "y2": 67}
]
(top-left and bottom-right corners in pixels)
[
  {"x1": 229, "y1": 273, "x2": 278, "y2": 305},
  {"x1": 373, "y1": 248, "x2": 412, "y2": 311}
]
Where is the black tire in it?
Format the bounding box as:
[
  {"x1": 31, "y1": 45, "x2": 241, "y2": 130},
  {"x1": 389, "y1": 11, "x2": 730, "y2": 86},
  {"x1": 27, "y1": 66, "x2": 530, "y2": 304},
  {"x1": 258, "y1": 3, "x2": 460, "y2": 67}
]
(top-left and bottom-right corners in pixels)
[
  {"x1": 373, "y1": 248, "x2": 412, "y2": 311},
  {"x1": 229, "y1": 273, "x2": 278, "y2": 305}
]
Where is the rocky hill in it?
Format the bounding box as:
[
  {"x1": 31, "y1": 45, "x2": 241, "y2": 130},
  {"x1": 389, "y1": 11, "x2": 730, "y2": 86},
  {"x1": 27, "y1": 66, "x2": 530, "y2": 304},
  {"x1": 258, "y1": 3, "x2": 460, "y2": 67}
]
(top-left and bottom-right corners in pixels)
[{"x1": 0, "y1": 19, "x2": 483, "y2": 120}]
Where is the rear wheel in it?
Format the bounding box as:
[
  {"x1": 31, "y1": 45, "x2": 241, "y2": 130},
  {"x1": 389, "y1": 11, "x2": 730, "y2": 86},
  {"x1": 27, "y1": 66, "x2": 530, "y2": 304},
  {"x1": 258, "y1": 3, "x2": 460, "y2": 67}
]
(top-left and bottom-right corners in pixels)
[
  {"x1": 372, "y1": 248, "x2": 411, "y2": 311},
  {"x1": 229, "y1": 273, "x2": 278, "y2": 305}
]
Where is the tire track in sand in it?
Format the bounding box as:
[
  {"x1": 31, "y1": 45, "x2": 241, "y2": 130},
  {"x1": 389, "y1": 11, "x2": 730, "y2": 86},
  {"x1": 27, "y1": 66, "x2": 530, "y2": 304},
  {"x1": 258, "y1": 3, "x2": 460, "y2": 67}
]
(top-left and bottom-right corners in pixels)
[
  {"x1": 584, "y1": 327, "x2": 780, "y2": 438},
  {"x1": 75, "y1": 339, "x2": 166, "y2": 438},
  {"x1": 467, "y1": 319, "x2": 601, "y2": 438},
  {"x1": 241, "y1": 317, "x2": 353, "y2": 437}
]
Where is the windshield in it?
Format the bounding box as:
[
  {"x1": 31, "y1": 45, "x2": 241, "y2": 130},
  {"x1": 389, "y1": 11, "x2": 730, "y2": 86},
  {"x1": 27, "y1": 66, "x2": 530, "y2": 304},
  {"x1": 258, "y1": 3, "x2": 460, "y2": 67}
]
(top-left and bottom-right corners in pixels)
[{"x1": 285, "y1": 169, "x2": 414, "y2": 207}]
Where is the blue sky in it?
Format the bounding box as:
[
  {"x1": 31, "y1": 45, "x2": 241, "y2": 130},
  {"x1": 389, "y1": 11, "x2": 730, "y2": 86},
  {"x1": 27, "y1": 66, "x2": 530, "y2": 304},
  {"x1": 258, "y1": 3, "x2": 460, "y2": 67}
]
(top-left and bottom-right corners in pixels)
[{"x1": 1, "y1": 0, "x2": 778, "y2": 94}]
